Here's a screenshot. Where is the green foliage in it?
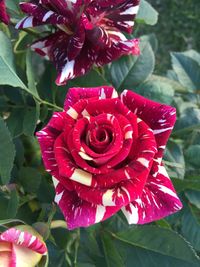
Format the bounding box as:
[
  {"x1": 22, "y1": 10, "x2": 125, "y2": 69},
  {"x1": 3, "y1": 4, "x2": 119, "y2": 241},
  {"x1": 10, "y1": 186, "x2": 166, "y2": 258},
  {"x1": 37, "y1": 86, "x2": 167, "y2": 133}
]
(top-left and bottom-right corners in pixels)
[
  {"x1": 0, "y1": 117, "x2": 16, "y2": 184},
  {"x1": 136, "y1": 0, "x2": 158, "y2": 26},
  {"x1": 0, "y1": 1, "x2": 200, "y2": 267}
]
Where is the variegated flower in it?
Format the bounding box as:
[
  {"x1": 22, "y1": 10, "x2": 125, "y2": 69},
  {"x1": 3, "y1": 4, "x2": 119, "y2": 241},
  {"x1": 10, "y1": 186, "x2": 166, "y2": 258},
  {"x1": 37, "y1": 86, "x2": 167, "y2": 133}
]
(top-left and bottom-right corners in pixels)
[
  {"x1": 16, "y1": 0, "x2": 140, "y2": 85},
  {"x1": 36, "y1": 86, "x2": 182, "y2": 230},
  {"x1": 0, "y1": 226, "x2": 47, "y2": 267}
]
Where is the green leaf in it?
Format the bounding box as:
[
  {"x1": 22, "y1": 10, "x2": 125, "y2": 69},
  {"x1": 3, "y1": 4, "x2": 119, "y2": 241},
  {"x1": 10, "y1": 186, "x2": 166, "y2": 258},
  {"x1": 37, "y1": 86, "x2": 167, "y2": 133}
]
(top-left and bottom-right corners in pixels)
[
  {"x1": 0, "y1": 31, "x2": 27, "y2": 90},
  {"x1": 181, "y1": 50, "x2": 200, "y2": 65},
  {"x1": 151, "y1": 74, "x2": 187, "y2": 93},
  {"x1": 185, "y1": 145, "x2": 200, "y2": 168},
  {"x1": 19, "y1": 167, "x2": 42, "y2": 193},
  {"x1": 171, "y1": 52, "x2": 200, "y2": 91},
  {"x1": 135, "y1": 79, "x2": 174, "y2": 104},
  {"x1": 112, "y1": 226, "x2": 200, "y2": 264},
  {"x1": 136, "y1": 0, "x2": 158, "y2": 25},
  {"x1": 0, "y1": 218, "x2": 24, "y2": 226},
  {"x1": 185, "y1": 190, "x2": 200, "y2": 209},
  {"x1": 26, "y1": 49, "x2": 39, "y2": 98},
  {"x1": 164, "y1": 140, "x2": 185, "y2": 179},
  {"x1": 172, "y1": 177, "x2": 200, "y2": 192},
  {"x1": 141, "y1": 34, "x2": 158, "y2": 53},
  {"x1": 23, "y1": 104, "x2": 40, "y2": 136},
  {"x1": 0, "y1": 117, "x2": 16, "y2": 184},
  {"x1": 6, "y1": 0, "x2": 20, "y2": 12},
  {"x1": 101, "y1": 232, "x2": 125, "y2": 267},
  {"x1": 7, "y1": 189, "x2": 19, "y2": 218},
  {"x1": 111, "y1": 40, "x2": 155, "y2": 91},
  {"x1": 6, "y1": 108, "x2": 25, "y2": 137},
  {"x1": 181, "y1": 204, "x2": 200, "y2": 251},
  {"x1": 174, "y1": 107, "x2": 200, "y2": 135}
]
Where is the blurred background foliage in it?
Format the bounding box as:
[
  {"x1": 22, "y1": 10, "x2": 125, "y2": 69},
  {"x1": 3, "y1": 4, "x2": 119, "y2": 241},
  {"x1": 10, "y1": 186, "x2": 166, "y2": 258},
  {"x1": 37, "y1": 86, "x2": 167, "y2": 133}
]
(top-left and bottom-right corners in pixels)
[
  {"x1": 0, "y1": 1, "x2": 200, "y2": 266},
  {"x1": 138, "y1": 0, "x2": 200, "y2": 73}
]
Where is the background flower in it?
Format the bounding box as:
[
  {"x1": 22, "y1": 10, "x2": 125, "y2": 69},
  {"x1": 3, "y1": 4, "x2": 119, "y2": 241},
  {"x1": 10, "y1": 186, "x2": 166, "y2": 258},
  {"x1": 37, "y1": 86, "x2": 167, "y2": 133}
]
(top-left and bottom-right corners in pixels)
[
  {"x1": 0, "y1": 225, "x2": 47, "y2": 267},
  {"x1": 37, "y1": 86, "x2": 182, "y2": 230},
  {"x1": 16, "y1": 0, "x2": 140, "y2": 85},
  {"x1": 0, "y1": 0, "x2": 10, "y2": 25}
]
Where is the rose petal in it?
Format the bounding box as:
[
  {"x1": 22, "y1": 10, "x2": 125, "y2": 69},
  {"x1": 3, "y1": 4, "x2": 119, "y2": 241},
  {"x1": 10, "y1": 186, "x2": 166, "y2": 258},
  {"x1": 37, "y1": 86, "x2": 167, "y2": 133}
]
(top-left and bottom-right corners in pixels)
[
  {"x1": 0, "y1": 229, "x2": 46, "y2": 255},
  {"x1": 13, "y1": 245, "x2": 42, "y2": 267},
  {"x1": 41, "y1": 33, "x2": 96, "y2": 85},
  {"x1": 95, "y1": 38, "x2": 140, "y2": 67},
  {"x1": 121, "y1": 90, "x2": 176, "y2": 159},
  {"x1": 54, "y1": 182, "x2": 120, "y2": 229},
  {"x1": 0, "y1": 251, "x2": 11, "y2": 267},
  {"x1": 36, "y1": 112, "x2": 65, "y2": 173},
  {"x1": 88, "y1": 0, "x2": 140, "y2": 33},
  {"x1": 0, "y1": 0, "x2": 10, "y2": 25},
  {"x1": 121, "y1": 162, "x2": 183, "y2": 224},
  {"x1": 64, "y1": 86, "x2": 118, "y2": 110},
  {"x1": 18, "y1": 2, "x2": 70, "y2": 25}
]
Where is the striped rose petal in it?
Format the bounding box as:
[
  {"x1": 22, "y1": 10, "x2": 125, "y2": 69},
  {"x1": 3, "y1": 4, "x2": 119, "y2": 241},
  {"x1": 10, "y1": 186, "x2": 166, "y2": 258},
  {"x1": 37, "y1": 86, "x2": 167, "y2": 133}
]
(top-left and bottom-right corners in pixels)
[
  {"x1": 36, "y1": 87, "x2": 182, "y2": 229},
  {"x1": 64, "y1": 86, "x2": 118, "y2": 110},
  {"x1": 54, "y1": 180, "x2": 121, "y2": 230},
  {"x1": 0, "y1": 0, "x2": 10, "y2": 25},
  {"x1": 122, "y1": 162, "x2": 183, "y2": 224},
  {"x1": 16, "y1": 0, "x2": 141, "y2": 85},
  {"x1": 0, "y1": 227, "x2": 47, "y2": 267},
  {"x1": 0, "y1": 228, "x2": 46, "y2": 254}
]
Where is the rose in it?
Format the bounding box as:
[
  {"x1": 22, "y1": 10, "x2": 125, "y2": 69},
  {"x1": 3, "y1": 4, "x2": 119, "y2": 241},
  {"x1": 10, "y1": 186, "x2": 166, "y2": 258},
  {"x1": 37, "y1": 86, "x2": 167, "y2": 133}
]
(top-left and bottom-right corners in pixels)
[
  {"x1": 16, "y1": 0, "x2": 140, "y2": 85},
  {"x1": 0, "y1": 0, "x2": 10, "y2": 25},
  {"x1": 36, "y1": 86, "x2": 182, "y2": 230},
  {"x1": 0, "y1": 225, "x2": 47, "y2": 267}
]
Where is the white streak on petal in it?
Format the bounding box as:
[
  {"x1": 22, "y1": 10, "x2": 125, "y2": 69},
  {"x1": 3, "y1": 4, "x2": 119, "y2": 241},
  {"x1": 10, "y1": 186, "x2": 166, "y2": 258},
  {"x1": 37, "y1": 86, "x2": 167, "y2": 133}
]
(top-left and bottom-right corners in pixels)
[
  {"x1": 42, "y1": 11, "x2": 54, "y2": 21},
  {"x1": 100, "y1": 88, "x2": 106, "y2": 99},
  {"x1": 125, "y1": 131, "x2": 133, "y2": 139},
  {"x1": 136, "y1": 157, "x2": 149, "y2": 168},
  {"x1": 158, "y1": 185, "x2": 178, "y2": 198},
  {"x1": 111, "y1": 89, "x2": 118, "y2": 98},
  {"x1": 70, "y1": 169, "x2": 92, "y2": 186},
  {"x1": 151, "y1": 182, "x2": 178, "y2": 199},
  {"x1": 159, "y1": 145, "x2": 166, "y2": 149},
  {"x1": 124, "y1": 170, "x2": 131, "y2": 179},
  {"x1": 55, "y1": 191, "x2": 64, "y2": 204},
  {"x1": 153, "y1": 127, "x2": 173, "y2": 135},
  {"x1": 59, "y1": 60, "x2": 75, "y2": 83},
  {"x1": 79, "y1": 151, "x2": 93, "y2": 161},
  {"x1": 67, "y1": 107, "x2": 78, "y2": 119},
  {"x1": 82, "y1": 109, "x2": 90, "y2": 117},
  {"x1": 158, "y1": 165, "x2": 169, "y2": 177},
  {"x1": 102, "y1": 189, "x2": 115, "y2": 206},
  {"x1": 121, "y1": 186, "x2": 131, "y2": 201},
  {"x1": 28, "y1": 236, "x2": 37, "y2": 246},
  {"x1": 121, "y1": 203, "x2": 139, "y2": 224},
  {"x1": 120, "y1": 5, "x2": 139, "y2": 15},
  {"x1": 17, "y1": 232, "x2": 25, "y2": 245},
  {"x1": 52, "y1": 176, "x2": 59, "y2": 188},
  {"x1": 95, "y1": 205, "x2": 106, "y2": 223}
]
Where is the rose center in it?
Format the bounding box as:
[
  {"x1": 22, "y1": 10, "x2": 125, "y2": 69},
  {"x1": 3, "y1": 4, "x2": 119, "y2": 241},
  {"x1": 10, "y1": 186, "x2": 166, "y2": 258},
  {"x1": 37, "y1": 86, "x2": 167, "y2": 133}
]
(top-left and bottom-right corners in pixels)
[{"x1": 96, "y1": 128, "x2": 107, "y2": 142}]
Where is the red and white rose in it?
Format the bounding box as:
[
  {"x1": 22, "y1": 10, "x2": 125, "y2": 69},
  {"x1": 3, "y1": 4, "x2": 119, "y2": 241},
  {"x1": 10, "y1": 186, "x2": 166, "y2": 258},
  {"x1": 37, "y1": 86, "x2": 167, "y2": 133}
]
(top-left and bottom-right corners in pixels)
[
  {"x1": 36, "y1": 86, "x2": 182, "y2": 230},
  {"x1": 16, "y1": 0, "x2": 140, "y2": 85},
  {"x1": 0, "y1": 225, "x2": 47, "y2": 267}
]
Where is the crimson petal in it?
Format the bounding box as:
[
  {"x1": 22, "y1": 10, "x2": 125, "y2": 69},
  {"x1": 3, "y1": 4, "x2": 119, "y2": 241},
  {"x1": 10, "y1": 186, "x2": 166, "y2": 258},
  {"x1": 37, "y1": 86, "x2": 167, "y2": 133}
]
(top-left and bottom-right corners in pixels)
[
  {"x1": 54, "y1": 181, "x2": 120, "y2": 230},
  {"x1": 121, "y1": 90, "x2": 176, "y2": 160},
  {"x1": 64, "y1": 86, "x2": 118, "y2": 110},
  {"x1": 0, "y1": 0, "x2": 10, "y2": 25},
  {"x1": 122, "y1": 162, "x2": 183, "y2": 224}
]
